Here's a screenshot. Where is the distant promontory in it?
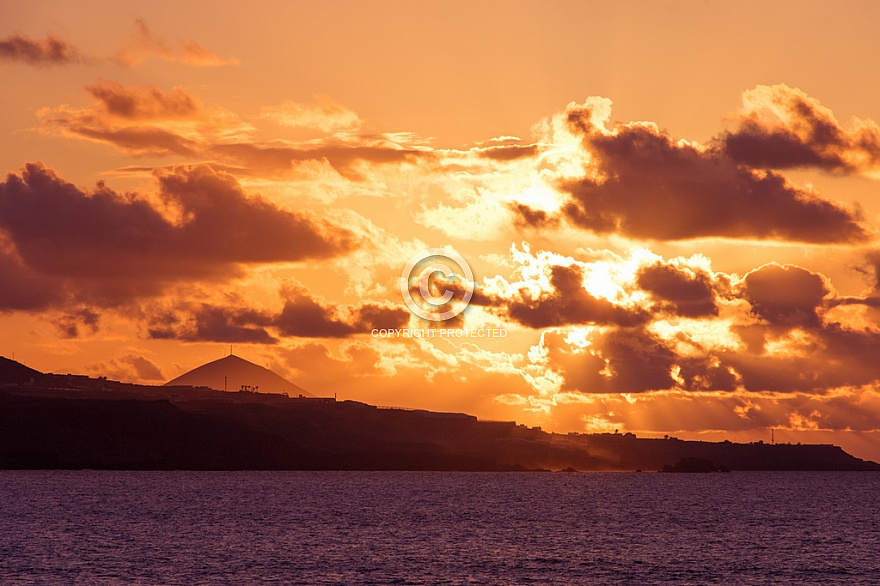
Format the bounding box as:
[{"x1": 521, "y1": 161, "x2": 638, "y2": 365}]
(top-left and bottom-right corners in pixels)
[{"x1": 2, "y1": 355, "x2": 878, "y2": 472}]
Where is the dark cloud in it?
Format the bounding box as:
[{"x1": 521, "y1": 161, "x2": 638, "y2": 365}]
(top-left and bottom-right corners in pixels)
[
  {"x1": 87, "y1": 354, "x2": 165, "y2": 382},
  {"x1": 547, "y1": 312, "x2": 880, "y2": 397},
  {"x1": 719, "y1": 84, "x2": 880, "y2": 174},
  {"x1": 546, "y1": 327, "x2": 737, "y2": 394},
  {"x1": 37, "y1": 82, "x2": 237, "y2": 156},
  {"x1": 741, "y1": 263, "x2": 829, "y2": 327},
  {"x1": 275, "y1": 287, "x2": 409, "y2": 338},
  {"x1": 0, "y1": 238, "x2": 65, "y2": 311},
  {"x1": 502, "y1": 265, "x2": 649, "y2": 328},
  {"x1": 510, "y1": 204, "x2": 558, "y2": 230},
  {"x1": 124, "y1": 355, "x2": 164, "y2": 380},
  {"x1": 53, "y1": 308, "x2": 100, "y2": 339},
  {"x1": 62, "y1": 125, "x2": 200, "y2": 156},
  {"x1": 0, "y1": 163, "x2": 354, "y2": 284},
  {"x1": 528, "y1": 254, "x2": 880, "y2": 396},
  {"x1": 722, "y1": 324, "x2": 880, "y2": 394},
  {"x1": 0, "y1": 34, "x2": 81, "y2": 66},
  {"x1": 636, "y1": 262, "x2": 721, "y2": 318},
  {"x1": 538, "y1": 101, "x2": 868, "y2": 243},
  {"x1": 148, "y1": 304, "x2": 277, "y2": 344},
  {"x1": 83, "y1": 80, "x2": 202, "y2": 121}
]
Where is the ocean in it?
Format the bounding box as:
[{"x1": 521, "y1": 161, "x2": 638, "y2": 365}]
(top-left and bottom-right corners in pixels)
[{"x1": 1, "y1": 471, "x2": 878, "y2": 585}]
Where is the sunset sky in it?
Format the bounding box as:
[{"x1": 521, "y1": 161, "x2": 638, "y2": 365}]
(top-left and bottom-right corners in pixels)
[{"x1": 4, "y1": 1, "x2": 880, "y2": 461}]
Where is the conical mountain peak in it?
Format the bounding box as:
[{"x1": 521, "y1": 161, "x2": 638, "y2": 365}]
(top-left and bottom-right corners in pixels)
[{"x1": 165, "y1": 354, "x2": 311, "y2": 396}]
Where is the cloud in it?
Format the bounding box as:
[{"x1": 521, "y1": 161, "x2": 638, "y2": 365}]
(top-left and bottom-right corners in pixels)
[
  {"x1": 523, "y1": 97, "x2": 868, "y2": 243},
  {"x1": 480, "y1": 246, "x2": 880, "y2": 399},
  {"x1": 145, "y1": 285, "x2": 410, "y2": 342},
  {"x1": 86, "y1": 354, "x2": 165, "y2": 382},
  {"x1": 474, "y1": 144, "x2": 539, "y2": 161},
  {"x1": 0, "y1": 236, "x2": 66, "y2": 311},
  {"x1": 53, "y1": 307, "x2": 100, "y2": 339},
  {"x1": 0, "y1": 163, "x2": 355, "y2": 284},
  {"x1": 116, "y1": 19, "x2": 238, "y2": 67},
  {"x1": 275, "y1": 286, "x2": 409, "y2": 338},
  {"x1": 479, "y1": 246, "x2": 721, "y2": 329},
  {"x1": 148, "y1": 303, "x2": 277, "y2": 344},
  {"x1": 83, "y1": 80, "x2": 203, "y2": 121},
  {"x1": 37, "y1": 81, "x2": 433, "y2": 179},
  {"x1": 720, "y1": 84, "x2": 880, "y2": 174},
  {"x1": 541, "y1": 327, "x2": 739, "y2": 394},
  {"x1": 281, "y1": 341, "x2": 384, "y2": 382},
  {"x1": 741, "y1": 263, "x2": 829, "y2": 327},
  {"x1": 261, "y1": 95, "x2": 362, "y2": 132},
  {"x1": 501, "y1": 264, "x2": 650, "y2": 328},
  {"x1": 212, "y1": 142, "x2": 433, "y2": 180},
  {"x1": 0, "y1": 33, "x2": 81, "y2": 66},
  {"x1": 510, "y1": 203, "x2": 558, "y2": 230},
  {"x1": 1, "y1": 22, "x2": 236, "y2": 69},
  {"x1": 636, "y1": 261, "x2": 723, "y2": 318},
  {"x1": 722, "y1": 325, "x2": 880, "y2": 394},
  {"x1": 38, "y1": 81, "x2": 251, "y2": 156}
]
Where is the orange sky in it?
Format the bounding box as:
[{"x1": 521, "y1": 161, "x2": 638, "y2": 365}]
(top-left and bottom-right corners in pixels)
[{"x1": 3, "y1": 1, "x2": 880, "y2": 462}]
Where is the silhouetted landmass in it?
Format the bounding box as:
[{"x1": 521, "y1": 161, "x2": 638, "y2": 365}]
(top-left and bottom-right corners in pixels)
[
  {"x1": 2, "y1": 356, "x2": 878, "y2": 471},
  {"x1": 164, "y1": 354, "x2": 312, "y2": 397}
]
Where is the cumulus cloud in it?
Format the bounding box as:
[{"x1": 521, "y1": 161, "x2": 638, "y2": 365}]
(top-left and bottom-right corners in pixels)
[
  {"x1": 533, "y1": 309, "x2": 880, "y2": 397},
  {"x1": 741, "y1": 263, "x2": 830, "y2": 327},
  {"x1": 480, "y1": 246, "x2": 880, "y2": 398},
  {"x1": 86, "y1": 354, "x2": 165, "y2": 382},
  {"x1": 0, "y1": 236, "x2": 65, "y2": 311},
  {"x1": 636, "y1": 261, "x2": 723, "y2": 318},
  {"x1": 518, "y1": 97, "x2": 868, "y2": 243},
  {"x1": 144, "y1": 286, "x2": 410, "y2": 342},
  {"x1": 0, "y1": 163, "x2": 355, "y2": 284},
  {"x1": 116, "y1": 19, "x2": 238, "y2": 67},
  {"x1": 0, "y1": 33, "x2": 82, "y2": 66},
  {"x1": 480, "y1": 246, "x2": 728, "y2": 329},
  {"x1": 720, "y1": 84, "x2": 880, "y2": 174},
  {"x1": 275, "y1": 286, "x2": 409, "y2": 338},
  {"x1": 148, "y1": 303, "x2": 277, "y2": 344},
  {"x1": 722, "y1": 325, "x2": 880, "y2": 394},
  {"x1": 540, "y1": 327, "x2": 738, "y2": 395},
  {"x1": 501, "y1": 264, "x2": 650, "y2": 328}
]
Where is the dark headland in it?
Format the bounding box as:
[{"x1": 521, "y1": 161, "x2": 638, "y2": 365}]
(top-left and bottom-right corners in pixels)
[{"x1": 2, "y1": 356, "x2": 878, "y2": 472}]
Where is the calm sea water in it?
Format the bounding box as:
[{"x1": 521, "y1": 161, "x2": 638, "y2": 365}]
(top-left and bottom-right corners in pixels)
[{"x1": 1, "y1": 471, "x2": 879, "y2": 585}]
